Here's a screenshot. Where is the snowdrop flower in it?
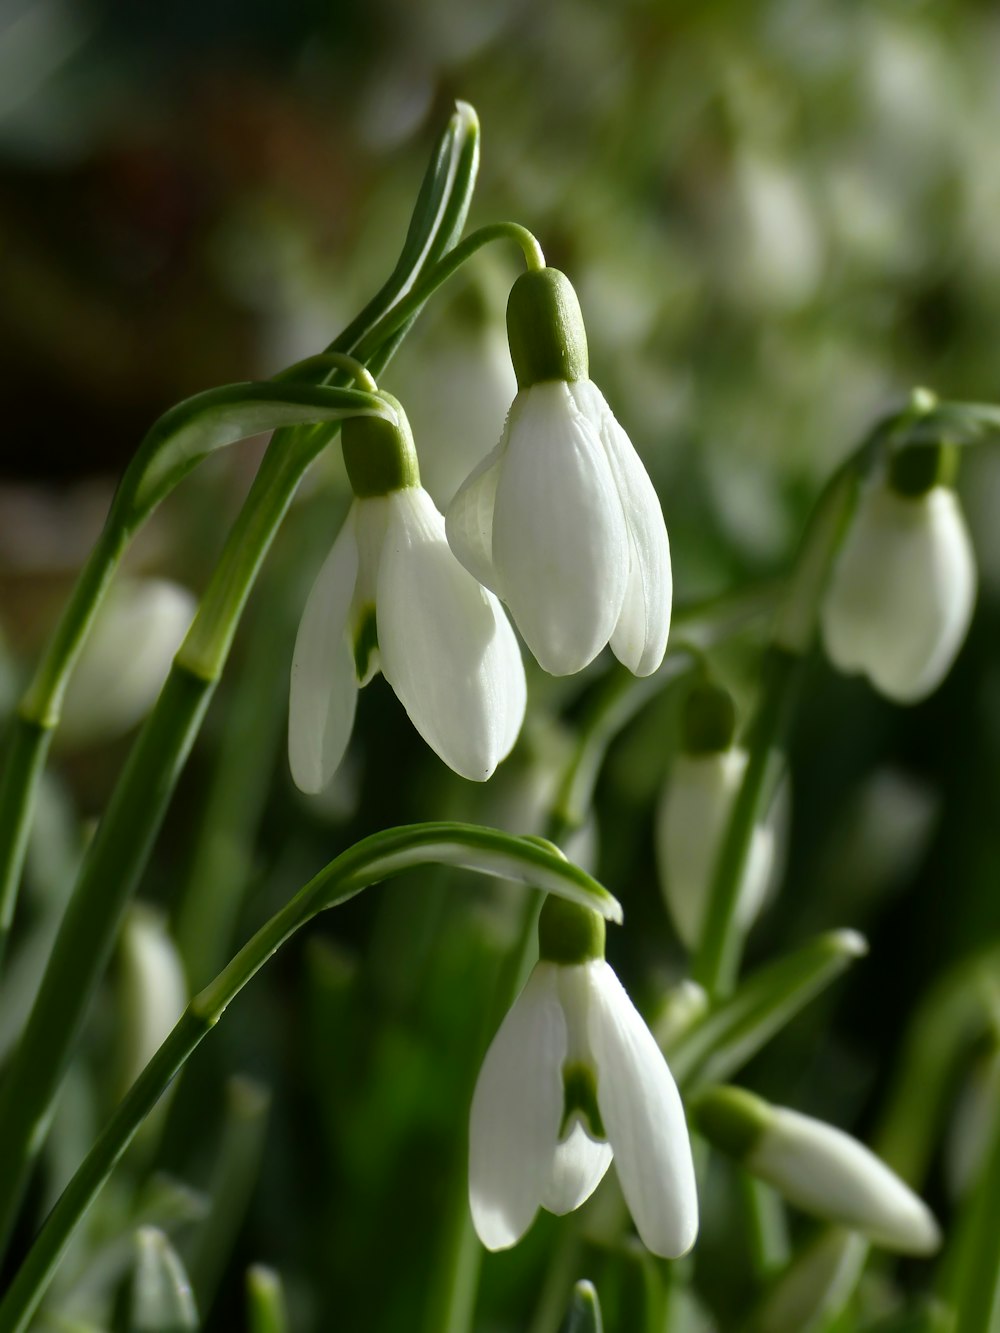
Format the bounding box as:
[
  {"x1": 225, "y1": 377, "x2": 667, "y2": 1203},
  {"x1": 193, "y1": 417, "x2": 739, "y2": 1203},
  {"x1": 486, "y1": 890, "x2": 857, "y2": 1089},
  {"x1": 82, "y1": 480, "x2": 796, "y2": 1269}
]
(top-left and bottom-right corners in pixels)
[
  {"x1": 821, "y1": 443, "x2": 976, "y2": 703},
  {"x1": 60, "y1": 578, "x2": 196, "y2": 746},
  {"x1": 288, "y1": 396, "x2": 526, "y2": 792},
  {"x1": 469, "y1": 895, "x2": 698, "y2": 1258},
  {"x1": 446, "y1": 267, "x2": 672, "y2": 677},
  {"x1": 693, "y1": 1086, "x2": 941, "y2": 1255},
  {"x1": 656, "y1": 683, "x2": 779, "y2": 951}
]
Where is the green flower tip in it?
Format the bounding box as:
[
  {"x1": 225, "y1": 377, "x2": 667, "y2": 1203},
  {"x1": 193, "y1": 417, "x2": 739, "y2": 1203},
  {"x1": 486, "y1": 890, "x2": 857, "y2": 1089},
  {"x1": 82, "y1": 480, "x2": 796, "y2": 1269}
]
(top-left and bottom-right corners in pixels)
[
  {"x1": 342, "y1": 394, "x2": 420, "y2": 497},
  {"x1": 887, "y1": 441, "x2": 958, "y2": 498},
  {"x1": 681, "y1": 681, "x2": 737, "y2": 754},
  {"x1": 538, "y1": 893, "x2": 606, "y2": 965},
  {"x1": 692, "y1": 1085, "x2": 771, "y2": 1161},
  {"x1": 506, "y1": 267, "x2": 589, "y2": 391}
]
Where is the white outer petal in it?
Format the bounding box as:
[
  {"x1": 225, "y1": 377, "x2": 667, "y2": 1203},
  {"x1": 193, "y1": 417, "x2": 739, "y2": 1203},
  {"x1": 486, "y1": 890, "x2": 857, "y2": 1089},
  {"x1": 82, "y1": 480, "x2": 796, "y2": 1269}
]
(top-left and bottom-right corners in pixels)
[
  {"x1": 377, "y1": 488, "x2": 526, "y2": 781},
  {"x1": 491, "y1": 382, "x2": 629, "y2": 676},
  {"x1": 587, "y1": 960, "x2": 699, "y2": 1258},
  {"x1": 288, "y1": 518, "x2": 360, "y2": 794},
  {"x1": 821, "y1": 485, "x2": 976, "y2": 703},
  {"x1": 445, "y1": 434, "x2": 506, "y2": 595},
  {"x1": 570, "y1": 381, "x2": 672, "y2": 676},
  {"x1": 469, "y1": 963, "x2": 565, "y2": 1250},
  {"x1": 749, "y1": 1108, "x2": 941, "y2": 1255},
  {"x1": 542, "y1": 1120, "x2": 614, "y2": 1215},
  {"x1": 655, "y1": 750, "x2": 774, "y2": 951}
]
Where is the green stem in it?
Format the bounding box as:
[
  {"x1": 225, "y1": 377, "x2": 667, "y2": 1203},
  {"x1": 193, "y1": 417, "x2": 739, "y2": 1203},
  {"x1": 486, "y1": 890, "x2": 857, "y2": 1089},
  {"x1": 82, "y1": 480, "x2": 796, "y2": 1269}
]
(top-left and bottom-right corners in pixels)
[
  {"x1": 0, "y1": 664, "x2": 215, "y2": 1254},
  {"x1": 691, "y1": 645, "x2": 799, "y2": 998},
  {"x1": 0, "y1": 825, "x2": 611, "y2": 1333},
  {"x1": 951, "y1": 1093, "x2": 1000, "y2": 1333},
  {"x1": 353, "y1": 222, "x2": 545, "y2": 365}
]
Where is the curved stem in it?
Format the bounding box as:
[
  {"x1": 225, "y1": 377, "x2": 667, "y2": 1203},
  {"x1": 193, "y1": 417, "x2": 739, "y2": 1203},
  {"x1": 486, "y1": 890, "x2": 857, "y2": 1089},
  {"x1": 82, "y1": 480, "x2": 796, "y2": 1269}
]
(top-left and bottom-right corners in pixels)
[
  {"x1": 273, "y1": 352, "x2": 378, "y2": 393},
  {"x1": 0, "y1": 825, "x2": 610, "y2": 1333},
  {"x1": 353, "y1": 222, "x2": 545, "y2": 365}
]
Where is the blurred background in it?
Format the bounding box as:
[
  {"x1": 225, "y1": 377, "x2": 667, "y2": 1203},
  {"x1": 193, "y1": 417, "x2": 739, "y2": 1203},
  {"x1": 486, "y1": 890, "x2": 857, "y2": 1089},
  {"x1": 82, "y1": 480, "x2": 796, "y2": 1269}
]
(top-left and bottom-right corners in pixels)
[{"x1": 2, "y1": 0, "x2": 1000, "y2": 1328}]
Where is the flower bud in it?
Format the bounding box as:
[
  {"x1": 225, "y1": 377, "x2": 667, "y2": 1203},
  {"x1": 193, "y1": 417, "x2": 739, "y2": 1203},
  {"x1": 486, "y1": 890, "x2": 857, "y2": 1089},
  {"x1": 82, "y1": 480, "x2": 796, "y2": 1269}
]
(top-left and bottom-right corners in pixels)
[
  {"x1": 656, "y1": 685, "x2": 778, "y2": 951},
  {"x1": 693, "y1": 1086, "x2": 941, "y2": 1255}
]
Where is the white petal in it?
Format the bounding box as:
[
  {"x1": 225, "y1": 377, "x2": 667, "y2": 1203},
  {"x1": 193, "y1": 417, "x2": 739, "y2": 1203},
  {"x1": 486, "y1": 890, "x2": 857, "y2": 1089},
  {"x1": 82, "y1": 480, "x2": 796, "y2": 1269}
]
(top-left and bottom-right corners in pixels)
[
  {"x1": 468, "y1": 963, "x2": 566, "y2": 1250},
  {"x1": 587, "y1": 961, "x2": 699, "y2": 1258},
  {"x1": 445, "y1": 435, "x2": 506, "y2": 595},
  {"x1": 288, "y1": 518, "x2": 360, "y2": 794},
  {"x1": 821, "y1": 485, "x2": 976, "y2": 703},
  {"x1": 491, "y1": 382, "x2": 629, "y2": 676},
  {"x1": 656, "y1": 751, "x2": 774, "y2": 951},
  {"x1": 571, "y1": 381, "x2": 672, "y2": 676},
  {"x1": 750, "y1": 1108, "x2": 940, "y2": 1255},
  {"x1": 377, "y1": 488, "x2": 526, "y2": 781},
  {"x1": 542, "y1": 1120, "x2": 614, "y2": 1215}
]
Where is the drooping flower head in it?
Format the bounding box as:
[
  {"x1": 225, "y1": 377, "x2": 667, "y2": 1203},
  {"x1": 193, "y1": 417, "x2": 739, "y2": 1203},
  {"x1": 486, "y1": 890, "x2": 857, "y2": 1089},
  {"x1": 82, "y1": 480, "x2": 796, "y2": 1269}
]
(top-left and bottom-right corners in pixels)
[
  {"x1": 288, "y1": 395, "x2": 526, "y2": 792},
  {"x1": 821, "y1": 442, "x2": 976, "y2": 703},
  {"x1": 468, "y1": 895, "x2": 698, "y2": 1258},
  {"x1": 656, "y1": 681, "x2": 780, "y2": 951},
  {"x1": 446, "y1": 267, "x2": 672, "y2": 678},
  {"x1": 694, "y1": 1085, "x2": 941, "y2": 1255}
]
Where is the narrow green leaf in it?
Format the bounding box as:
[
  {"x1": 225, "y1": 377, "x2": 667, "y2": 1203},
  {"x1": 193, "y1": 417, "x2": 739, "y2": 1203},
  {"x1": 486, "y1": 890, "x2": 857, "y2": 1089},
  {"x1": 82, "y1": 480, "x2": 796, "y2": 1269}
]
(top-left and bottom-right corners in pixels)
[
  {"x1": 124, "y1": 382, "x2": 392, "y2": 524},
  {"x1": 129, "y1": 1228, "x2": 198, "y2": 1333},
  {"x1": 669, "y1": 930, "x2": 867, "y2": 1090},
  {"x1": 750, "y1": 1228, "x2": 867, "y2": 1333},
  {"x1": 559, "y1": 1280, "x2": 604, "y2": 1333},
  {"x1": 321, "y1": 823, "x2": 623, "y2": 923},
  {"x1": 246, "y1": 1266, "x2": 287, "y2": 1333}
]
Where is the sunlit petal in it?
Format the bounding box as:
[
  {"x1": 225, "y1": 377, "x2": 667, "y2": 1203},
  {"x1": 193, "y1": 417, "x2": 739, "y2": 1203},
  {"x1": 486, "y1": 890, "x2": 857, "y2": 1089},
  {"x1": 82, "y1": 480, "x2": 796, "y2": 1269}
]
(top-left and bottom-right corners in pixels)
[
  {"x1": 541, "y1": 1120, "x2": 614, "y2": 1215},
  {"x1": 588, "y1": 961, "x2": 699, "y2": 1258},
  {"x1": 492, "y1": 382, "x2": 629, "y2": 676},
  {"x1": 445, "y1": 435, "x2": 506, "y2": 595},
  {"x1": 571, "y1": 381, "x2": 672, "y2": 676},
  {"x1": 469, "y1": 963, "x2": 566, "y2": 1250},
  {"x1": 288, "y1": 518, "x2": 360, "y2": 794},
  {"x1": 378, "y1": 488, "x2": 526, "y2": 781}
]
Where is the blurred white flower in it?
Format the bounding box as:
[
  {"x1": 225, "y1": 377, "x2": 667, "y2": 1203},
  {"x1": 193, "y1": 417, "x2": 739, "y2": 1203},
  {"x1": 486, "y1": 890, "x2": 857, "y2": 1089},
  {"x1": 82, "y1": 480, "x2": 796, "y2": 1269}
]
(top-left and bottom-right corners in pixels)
[
  {"x1": 60, "y1": 578, "x2": 196, "y2": 747},
  {"x1": 657, "y1": 748, "x2": 779, "y2": 952},
  {"x1": 116, "y1": 905, "x2": 187, "y2": 1096},
  {"x1": 695, "y1": 1087, "x2": 940, "y2": 1255},
  {"x1": 469, "y1": 900, "x2": 697, "y2": 1258},
  {"x1": 821, "y1": 466, "x2": 976, "y2": 703},
  {"x1": 447, "y1": 268, "x2": 671, "y2": 678},
  {"x1": 289, "y1": 485, "x2": 525, "y2": 792}
]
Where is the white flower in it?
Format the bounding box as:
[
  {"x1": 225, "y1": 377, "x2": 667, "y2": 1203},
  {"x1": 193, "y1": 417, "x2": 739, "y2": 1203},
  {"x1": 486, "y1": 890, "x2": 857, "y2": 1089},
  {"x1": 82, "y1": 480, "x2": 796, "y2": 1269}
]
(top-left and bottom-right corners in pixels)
[
  {"x1": 445, "y1": 267, "x2": 671, "y2": 678},
  {"x1": 468, "y1": 957, "x2": 698, "y2": 1258},
  {"x1": 60, "y1": 578, "x2": 196, "y2": 746},
  {"x1": 821, "y1": 477, "x2": 976, "y2": 703},
  {"x1": 656, "y1": 748, "x2": 779, "y2": 951},
  {"x1": 695, "y1": 1087, "x2": 940, "y2": 1256},
  {"x1": 288, "y1": 484, "x2": 526, "y2": 792}
]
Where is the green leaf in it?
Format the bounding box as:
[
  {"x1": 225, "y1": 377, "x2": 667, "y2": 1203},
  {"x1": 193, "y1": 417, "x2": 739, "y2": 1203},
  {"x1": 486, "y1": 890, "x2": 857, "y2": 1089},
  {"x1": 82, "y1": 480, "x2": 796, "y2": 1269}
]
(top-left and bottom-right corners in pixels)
[
  {"x1": 128, "y1": 1228, "x2": 198, "y2": 1333},
  {"x1": 669, "y1": 930, "x2": 867, "y2": 1090},
  {"x1": 246, "y1": 1266, "x2": 288, "y2": 1333},
  {"x1": 559, "y1": 1280, "x2": 604, "y2": 1333},
  {"x1": 122, "y1": 382, "x2": 393, "y2": 525},
  {"x1": 319, "y1": 823, "x2": 623, "y2": 923}
]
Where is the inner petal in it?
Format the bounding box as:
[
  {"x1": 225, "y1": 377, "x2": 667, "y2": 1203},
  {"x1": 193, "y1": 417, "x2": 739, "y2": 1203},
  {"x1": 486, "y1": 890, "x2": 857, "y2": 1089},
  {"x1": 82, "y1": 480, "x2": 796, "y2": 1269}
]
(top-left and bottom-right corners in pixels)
[{"x1": 542, "y1": 1118, "x2": 614, "y2": 1216}]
